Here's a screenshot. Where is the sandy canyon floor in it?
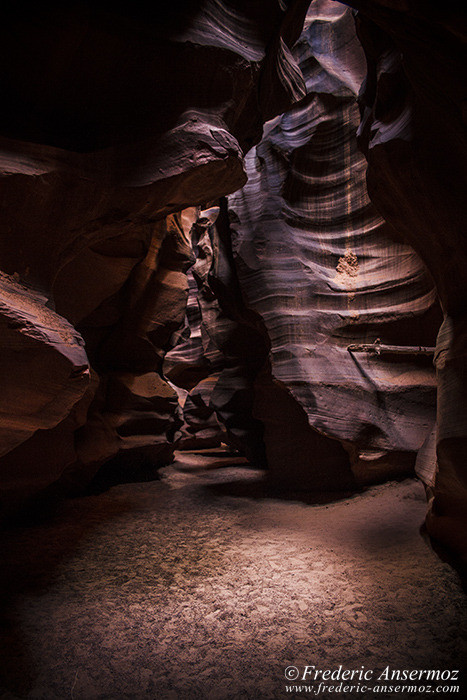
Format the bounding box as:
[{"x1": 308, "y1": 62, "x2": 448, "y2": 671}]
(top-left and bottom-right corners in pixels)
[{"x1": 0, "y1": 451, "x2": 465, "y2": 699}]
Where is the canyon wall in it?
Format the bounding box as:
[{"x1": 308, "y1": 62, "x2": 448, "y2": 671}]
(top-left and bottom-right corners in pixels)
[
  {"x1": 0, "y1": 1, "x2": 464, "y2": 570},
  {"x1": 0, "y1": 0, "x2": 310, "y2": 511},
  {"x1": 163, "y1": 3, "x2": 441, "y2": 494},
  {"x1": 342, "y1": 0, "x2": 467, "y2": 568},
  {"x1": 225, "y1": 1, "x2": 440, "y2": 490}
]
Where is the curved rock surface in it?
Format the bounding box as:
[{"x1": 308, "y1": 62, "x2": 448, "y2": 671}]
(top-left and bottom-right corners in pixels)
[
  {"x1": 345, "y1": 0, "x2": 467, "y2": 567},
  {"x1": 0, "y1": 274, "x2": 89, "y2": 456},
  {"x1": 165, "y1": 203, "x2": 269, "y2": 464},
  {"x1": 227, "y1": 1, "x2": 441, "y2": 488},
  {"x1": 164, "y1": 264, "x2": 225, "y2": 449},
  {"x1": 0, "y1": 273, "x2": 91, "y2": 513},
  {"x1": 0, "y1": 0, "x2": 463, "y2": 573},
  {"x1": 0, "y1": 1, "x2": 311, "y2": 508}
]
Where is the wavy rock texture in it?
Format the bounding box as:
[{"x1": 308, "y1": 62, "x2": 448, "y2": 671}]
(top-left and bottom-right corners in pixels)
[
  {"x1": 66, "y1": 209, "x2": 197, "y2": 489},
  {"x1": 344, "y1": 0, "x2": 467, "y2": 567},
  {"x1": 0, "y1": 1, "x2": 310, "y2": 509},
  {"x1": 171, "y1": 204, "x2": 270, "y2": 464},
  {"x1": 0, "y1": 274, "x2": 89, "y2": 455},
  {"x1": 227, "y1": 1, "x2": 441, "y2": 489},
  {"x1": 164, "y1": 263, "x2": 226, "y2": 449},
  {"x1": 0, "y1": 0, "x2": 464, "y2": 575},
  {"x1": 196, "y1": 204, "x2": 273, "y2": 466},
  {"x1": 0, "y1": 273, "x2": 91, "y2": 513}
]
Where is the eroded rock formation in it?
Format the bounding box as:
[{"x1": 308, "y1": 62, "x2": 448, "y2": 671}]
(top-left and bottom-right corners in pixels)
[
  {"x1": 0, "y1": 0, "x2": 310, "y2": 510},
  {"x1": 0, "y1": 1, "x2": 464, "y2": 571},
  {"x1": 164, "y1": 270, "x2": 226, "y2": 450},
  {"x1": 343, "y1": 0, "x2": 467, "y2": 567},
  {"x1": 166, "y1": 203, "x2": 270, "y2": 465},
  {"x1": 226, "y1": 1, "x2": 441, "y2": 489}
]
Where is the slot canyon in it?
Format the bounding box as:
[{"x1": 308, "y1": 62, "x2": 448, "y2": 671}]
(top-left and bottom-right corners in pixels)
[{"x1": 0, "y1": 1, "x2": 466, "y2": 698}]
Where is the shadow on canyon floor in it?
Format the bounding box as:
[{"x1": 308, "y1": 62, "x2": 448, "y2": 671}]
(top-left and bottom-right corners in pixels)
[{"x1": 0, "y1": 451, "x2": 466, "y2": 699}]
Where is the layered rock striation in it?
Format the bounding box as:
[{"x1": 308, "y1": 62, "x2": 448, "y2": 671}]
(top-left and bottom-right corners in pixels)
[
  {"x1": 0, "y1": 1, "x2": 310, "y2": 510},
  {"x1": 342, "y1": 0, "x2": 467, "y2": 567},
  {"x1": 0, "y1": 1, "x2": 464, "y2": 572},
  {"x1": 227, "y1": 1, "x2": 441, "y2": 489}
]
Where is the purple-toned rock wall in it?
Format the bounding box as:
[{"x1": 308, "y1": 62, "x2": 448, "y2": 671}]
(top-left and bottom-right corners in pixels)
[
  {"x1": 342, "y1": 0, "x2": 467, "y2": 568},
  {"x1": 0, "y1": 0, "x2": 464, "y2": 570},
  {"x1": 0, "y1": 1, "x2": 310, "y2": 510},
  {"x1": 226, "y1": 1, "x2": 441, "y2": 489}
]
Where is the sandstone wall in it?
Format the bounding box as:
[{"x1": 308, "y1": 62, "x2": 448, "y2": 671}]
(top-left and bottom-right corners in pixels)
[
  {"x1": 342, "y1": 0, "x2": 467, "y2": 568},
  {"x1": 226, "y1": 1, "x2": 441, "y2": 489},
  {"x1": 0, "y1": 1, "x2": 464, "y2": 572},
  {"x1": 0, "y1": 0, "x2": 310, "y2": 511}
]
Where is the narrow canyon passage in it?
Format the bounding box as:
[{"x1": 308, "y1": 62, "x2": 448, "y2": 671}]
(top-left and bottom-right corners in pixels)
[
  {"x1": 0, "y1": 3, "x2": 465, "y2": 699},
  {"x1": 1, "y1": 451, "x2": 465, "y2": 700}
]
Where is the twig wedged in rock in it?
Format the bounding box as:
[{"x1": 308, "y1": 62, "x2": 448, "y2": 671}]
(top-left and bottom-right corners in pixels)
[{"x1": 347, "y1": 338, "x2": 435, "y2": 356}]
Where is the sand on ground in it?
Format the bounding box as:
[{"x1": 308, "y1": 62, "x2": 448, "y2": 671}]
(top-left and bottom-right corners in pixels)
[{"x1": 0, "y1": 450, "x2": 465, "y2": 699}]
